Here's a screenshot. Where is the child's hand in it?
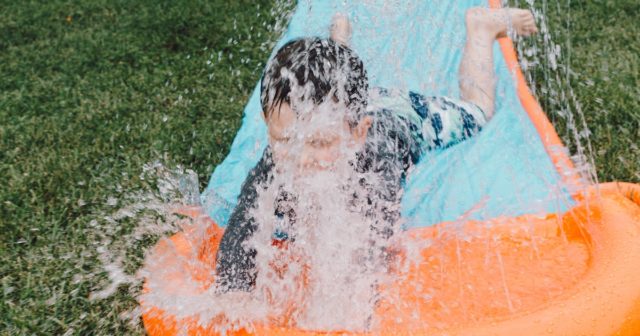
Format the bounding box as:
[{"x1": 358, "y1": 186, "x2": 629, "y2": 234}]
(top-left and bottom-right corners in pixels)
[{"x1": 330, "y1": 13, "x2": 352, "y2": 46}]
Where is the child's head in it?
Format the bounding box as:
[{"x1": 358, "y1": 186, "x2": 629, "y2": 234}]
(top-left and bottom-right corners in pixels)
[{"x1": 260, "y1": 37, "x2": 371, "y2": 173}]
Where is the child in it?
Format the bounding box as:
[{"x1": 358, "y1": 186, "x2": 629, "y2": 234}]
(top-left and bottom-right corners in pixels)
[{"x1": 215, "y1": 8, "x2": 538, "y2": 292}]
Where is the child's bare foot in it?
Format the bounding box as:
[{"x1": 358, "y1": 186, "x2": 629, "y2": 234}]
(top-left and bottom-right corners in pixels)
[
  {"x1": 330, "y1": 13, "x2": 352, "y2": 46},
  {"x1": 465, "y1": 7, "x2": 538, "y2": 39}
]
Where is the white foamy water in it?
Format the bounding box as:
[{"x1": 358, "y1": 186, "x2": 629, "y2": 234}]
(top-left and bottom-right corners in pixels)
[{"x1": 248, "y1": 163, "x2": 396, "y2": 331}]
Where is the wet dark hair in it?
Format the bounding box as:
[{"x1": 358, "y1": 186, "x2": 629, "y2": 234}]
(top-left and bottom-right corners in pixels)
[{"x1": 260, "y1": 37, "x2": 369, "y2": 127}]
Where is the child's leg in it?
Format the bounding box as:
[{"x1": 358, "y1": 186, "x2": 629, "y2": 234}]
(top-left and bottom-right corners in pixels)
[
  {"x1": 331, "y1": 13, "x2": 352, "y2": 46},
  {"x1": 459, "y1": 8, "x2": 538, "y2": 118}
]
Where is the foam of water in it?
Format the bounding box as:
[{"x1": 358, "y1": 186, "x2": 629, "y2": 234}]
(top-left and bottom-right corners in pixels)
[{"x1": 248, "y1": 149, "x2": 394, "y2": 331}]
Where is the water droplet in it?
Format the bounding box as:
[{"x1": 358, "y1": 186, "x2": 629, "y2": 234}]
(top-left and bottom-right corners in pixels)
[{"x1": 107, "y1": 197, "x2": 118, "y2": 206}]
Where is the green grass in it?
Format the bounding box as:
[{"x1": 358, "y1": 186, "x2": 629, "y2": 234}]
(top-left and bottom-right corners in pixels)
[
  {"x1": 520, "y1": 0, "x2": 640, "y2": 182},
  {"x1": 0, "y1": 1, "x2": 291, "y2": 334},
  {"x1": 0, "y1": 0, "x2": 638, "y2": 334}
]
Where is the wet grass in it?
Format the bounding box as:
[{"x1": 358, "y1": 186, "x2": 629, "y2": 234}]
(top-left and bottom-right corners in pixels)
[
  {"x1": 520, "y1": 0, "x2": 640, "y2": 182},
  {"x1": 1, "y1": 0, "x2": 638, "y2": 334},
  {"x1": 0, "y1": 1, "x2": 289, "y2": 334}
]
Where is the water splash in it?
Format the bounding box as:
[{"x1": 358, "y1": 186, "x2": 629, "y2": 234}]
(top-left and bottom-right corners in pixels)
[{"x1": 84, "y1": 163, "x2": 204, "y2": 321}]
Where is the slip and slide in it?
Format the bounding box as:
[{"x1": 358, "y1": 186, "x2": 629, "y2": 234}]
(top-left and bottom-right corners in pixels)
[{"x1": 140, "y1": 1, "x2": 640, "y2": 334}]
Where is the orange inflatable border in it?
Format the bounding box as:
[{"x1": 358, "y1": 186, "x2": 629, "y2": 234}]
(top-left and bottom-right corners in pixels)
[
  {"x1": 143, "y1": 183, "x2": 640, "y2": 335},
  {"x1": 400, "y1": 182, "x2": 640, "y2": 336}
]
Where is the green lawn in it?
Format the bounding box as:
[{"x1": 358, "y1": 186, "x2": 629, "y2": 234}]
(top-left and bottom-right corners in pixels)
[{"x1": 1, "y1": 0, "x2": 638, "y2": 334}]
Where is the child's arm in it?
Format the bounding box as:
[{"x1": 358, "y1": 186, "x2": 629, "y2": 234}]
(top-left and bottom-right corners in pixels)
[{"x1": 215, "y1": 150, "x2": 274, "y2": 292}]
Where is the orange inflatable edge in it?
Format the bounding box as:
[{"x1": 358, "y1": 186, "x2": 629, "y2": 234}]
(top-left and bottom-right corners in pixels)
[
  {"x1": 431, "y1": 182, "x2": 640, "y2": 336},
  {"x1": 142, "y1": 183, "x2": 640, "y2": 335}
]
